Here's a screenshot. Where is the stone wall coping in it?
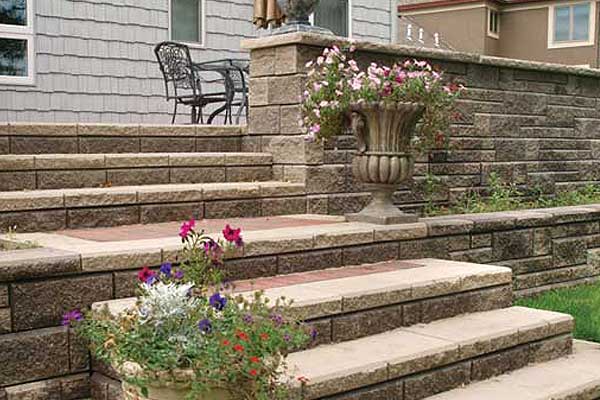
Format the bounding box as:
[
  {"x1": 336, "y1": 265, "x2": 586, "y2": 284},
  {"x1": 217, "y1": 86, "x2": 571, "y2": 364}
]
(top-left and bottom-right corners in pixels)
[
  {"x1": 0, "y1": 123, "x2": 246, "y2": 137},
  {"x1": 242, "y1": 32, "x2": 600, "y2": 79},
  {"x1": 92, "y1": 259, "x2": 511, "y2": 320},
  {"x1": 2, "y1": 204, "x2": 599, "y2": 281}
]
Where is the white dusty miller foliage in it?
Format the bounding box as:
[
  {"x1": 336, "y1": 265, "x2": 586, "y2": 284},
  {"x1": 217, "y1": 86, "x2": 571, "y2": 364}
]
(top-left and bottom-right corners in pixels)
[{"x1": 138, "y1": 282, "x2": 199, "y2": 326}]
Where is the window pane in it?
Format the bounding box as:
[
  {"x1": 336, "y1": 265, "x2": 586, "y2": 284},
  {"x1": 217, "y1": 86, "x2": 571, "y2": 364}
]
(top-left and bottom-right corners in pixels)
[
  {"x1": 573, "y1": 3, "x2": 590, "y2": 40},
  {"x1": 171, "y1": 0, "x2": 201, "y2": 43},
  {"x1": 0, "y1": 0, "x2": 27, "y2": 26},
  {"x1": 554, "y1": 6, "x2": 570, "y2": 41},
  {"x1": 0, "y1": 38, "x2": 27, "y2": 76},
  {"x1": 314, "y1": 0, "x2": 348, "y2": 37}
]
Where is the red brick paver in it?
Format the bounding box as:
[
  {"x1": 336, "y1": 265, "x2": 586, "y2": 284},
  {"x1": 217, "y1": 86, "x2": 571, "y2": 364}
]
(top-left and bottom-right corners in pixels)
[
  {"x1": 57, "y1": 216, "x2": 339, "y2": 242},
  {"x1": 231, "y1": 260, "x2": 423, "y2": 292}
]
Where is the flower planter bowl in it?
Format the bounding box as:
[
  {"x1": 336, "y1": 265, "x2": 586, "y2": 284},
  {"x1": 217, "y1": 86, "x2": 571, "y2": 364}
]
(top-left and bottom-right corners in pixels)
[
  {"x1": 119, "y1": 362, "x2": 231, "y2": 400},
  {"x1": 346, "y1": 101, "x2": 424, "y2": 225}
]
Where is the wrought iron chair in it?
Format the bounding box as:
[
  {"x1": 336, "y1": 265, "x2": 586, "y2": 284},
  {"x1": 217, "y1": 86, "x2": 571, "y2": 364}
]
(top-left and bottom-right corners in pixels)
[
  {"x1": 194, "y1": 59, "x2": 250, "y2": 125},
  {"x1": 154, "y1": 41, "x2": 228, "y2": 124}
]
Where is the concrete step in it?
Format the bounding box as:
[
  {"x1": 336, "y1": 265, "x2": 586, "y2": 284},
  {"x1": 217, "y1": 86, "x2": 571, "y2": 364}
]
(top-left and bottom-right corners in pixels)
[
  {"x1": 0, "y1": 181, "x2": 306, "y2": 232},
  {"x1": 426, "y1": 340, "x2": 600, "y2": 400},
  {"x1": 92, "y1": 259, "x2": 513, "y2": 345},
  {"x1": 287, "y1": 307, "x2": 574, "y2": 399},
  {"x1": 0, "y1": 123, "x2": 246, "y2": 154},
  {"x1": 0, "y1": 152, "x2": 273, "y2": 190}
]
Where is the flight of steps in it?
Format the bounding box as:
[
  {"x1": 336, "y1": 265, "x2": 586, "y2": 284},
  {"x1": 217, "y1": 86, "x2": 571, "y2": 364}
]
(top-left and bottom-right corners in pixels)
[
  {"x1": 90, "y1": 258, "x2": 600, "y2": 400},
  {"x1": 0, "y1": 124, "x2": 308, "y2": 232}
]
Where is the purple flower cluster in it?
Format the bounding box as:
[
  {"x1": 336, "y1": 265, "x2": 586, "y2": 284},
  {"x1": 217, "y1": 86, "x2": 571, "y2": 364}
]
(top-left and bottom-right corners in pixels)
[
  {"x1": 209, "y1": 292, "x2": 227, "y2": 311},
  {"x1": 62, "y1": 309, "x2": 83, "y2": 326},
  {"x1": 198, "y1": 318, "x2": 212, "y2": 334}
]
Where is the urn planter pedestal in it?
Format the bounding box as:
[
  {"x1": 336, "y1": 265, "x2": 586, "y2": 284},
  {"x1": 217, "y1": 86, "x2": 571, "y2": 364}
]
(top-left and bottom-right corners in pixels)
[
  {"x1": 346, "y1": 102, "x2": 424, "y2": 225},
  {"x1": 274, "y1": 0, "x2": 333, "y2": 35}
]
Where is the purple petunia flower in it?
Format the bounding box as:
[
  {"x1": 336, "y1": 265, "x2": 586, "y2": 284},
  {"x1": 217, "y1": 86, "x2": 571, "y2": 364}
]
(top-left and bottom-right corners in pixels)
[
  {"x1": 62, "y1": 309, "x2": 83, "y2": 326},
  {"x1": 243, "y1": 314, "x2": 254, "y2": 324},
  {"x1": 283, "y1": 333, "x2": 291, "y2": 342},
  {"x1": 310, "y1": 327, "x2": 318, "y2": 341},
  {"x1": 198, "y1": 318, "x2": 212, "y2": 334},
  {"x1": 174, "y1": 270, "x2": 184, "y2": 280},
  {"x1": 270, "y1": 313, "x2": 284, "y2": 326},
  {"x1": 159, "y1": 262, "x2": 172, "y2": 278},
  {"x1": 209, "y1": 292, "x2": 227, "y2": 311}
]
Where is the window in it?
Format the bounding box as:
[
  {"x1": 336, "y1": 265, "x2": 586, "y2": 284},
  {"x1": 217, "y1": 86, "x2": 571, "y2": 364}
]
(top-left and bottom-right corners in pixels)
[
  {"x1": 549, "y1": 2, "x2": 595, "y2": 48},
  {"x1": 312, "y1": 0, "x2": 351, "y2": 37},
  {"x1": 487, "y1": 9, "x2": 499, "y2": 38},
  {"x1": 170, "y1": 0, "x2": 204, "y2": 45},
  {"x1": 0, "y1": 0, "x2": 35, "y2": 85}
]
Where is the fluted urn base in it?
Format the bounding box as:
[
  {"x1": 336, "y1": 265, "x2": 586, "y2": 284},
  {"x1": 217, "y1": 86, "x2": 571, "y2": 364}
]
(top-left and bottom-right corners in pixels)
[{"x1": 346, "y1": 184, "x2": 418, "y2": 225}]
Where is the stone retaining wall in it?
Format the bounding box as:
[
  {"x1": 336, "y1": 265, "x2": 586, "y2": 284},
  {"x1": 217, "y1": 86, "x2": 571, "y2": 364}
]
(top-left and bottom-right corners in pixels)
[
  {"x1": 242, "y1": 33, "x2": 600, "y2": 214},
  {"x1": 2, "y1": 205, "x2": 600, "y2": 397}
]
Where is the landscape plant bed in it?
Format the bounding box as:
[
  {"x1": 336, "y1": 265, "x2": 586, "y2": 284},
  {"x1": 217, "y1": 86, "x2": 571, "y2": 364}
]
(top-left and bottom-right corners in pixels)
[{"x1": 517, "y1": 281, "x2": 600, "y2": 343}]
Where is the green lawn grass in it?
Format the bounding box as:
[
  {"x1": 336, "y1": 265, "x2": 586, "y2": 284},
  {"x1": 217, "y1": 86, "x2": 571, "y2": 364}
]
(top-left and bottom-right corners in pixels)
[{"x1": 516, "y1": 282, "x2": 600, "y2": 343}]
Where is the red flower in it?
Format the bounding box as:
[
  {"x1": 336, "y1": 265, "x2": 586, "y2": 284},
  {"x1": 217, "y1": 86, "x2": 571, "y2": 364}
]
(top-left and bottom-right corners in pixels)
[
  {"x1": 236, "y1": 331, "x2": 249, "y2": 341},
  {"x1": 260, "y1": 333, "x2": 269, "y2": 340},
  {"x1": 222, "y1": 224, "x2": 243, "y2": 247},
  {"x1": 249, "y1": 356, "x2": 260, "y2": 364},
  {"x1": 233, "y1": 344, "x2": 245, "y2": 352},
  {"x1": 137, "y1": 266, "x2": 156, "y2": 283},
  {"x1": 222, "y1": 340, "x2": 231, "y2": 346},
  {"x1": 179, "y1": 218, "x2": 196, "y2": 239},
  {"x1": 249, "y1": 369, "x2": 258, "y2": 377}
]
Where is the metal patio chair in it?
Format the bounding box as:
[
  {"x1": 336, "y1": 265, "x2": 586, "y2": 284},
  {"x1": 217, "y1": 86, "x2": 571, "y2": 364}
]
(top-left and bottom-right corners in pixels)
[{"x1": 154, "y1": 41, "x2": 228, "y2": 124}]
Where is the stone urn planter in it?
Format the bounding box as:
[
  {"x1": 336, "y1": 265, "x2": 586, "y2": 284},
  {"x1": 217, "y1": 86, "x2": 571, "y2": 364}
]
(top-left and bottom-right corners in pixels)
[
  {"x1": 119, "y1": 362, "x2": 231, "y2": 400},
  {"x1": 346, "y1": 102, "x2": 424, "y2": 225},
  {"x1": 274, "y1": 0, "x2": 333, "y2": 35}
]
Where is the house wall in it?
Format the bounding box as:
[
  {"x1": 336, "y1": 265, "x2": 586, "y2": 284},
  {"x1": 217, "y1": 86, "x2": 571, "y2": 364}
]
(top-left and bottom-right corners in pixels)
[
  {"x1": 499, "y1": 6, "x2": 600, "y2": 68},
  {"x1": 0, "y1": 0, "x2": 394, "y2": 124},
  {"x1": 399, "y1": 7, "x2": 488, "y2": 54}
]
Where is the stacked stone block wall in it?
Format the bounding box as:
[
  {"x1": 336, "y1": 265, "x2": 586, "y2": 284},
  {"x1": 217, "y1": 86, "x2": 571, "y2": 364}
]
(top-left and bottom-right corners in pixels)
[{"x1": 244, "y1": 34, "x2": 600, "y2": 215}]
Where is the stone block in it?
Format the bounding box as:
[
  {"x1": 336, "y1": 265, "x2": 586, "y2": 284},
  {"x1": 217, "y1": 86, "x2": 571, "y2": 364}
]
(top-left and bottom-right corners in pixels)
[
  {"x1": 140, "y1": 137, "x2": 195, "y2": 152},
  {"x1": 342, "y1": 243, "x2": 399, "y2": 266},
  {"x1": 263, "y1": 135, "x2": 324, "y2": 164},
  {"x1": 500, "y1": 256, "x2": 554, "y2": 274},
  {"x1": 0, "y1": 172, "x2": 36, "y2": 191},
  {"x1": 0, "y1": 327, "x2": 69, "y2": 386},
  {"x1": 280, "y1": 105, "x2": 304, "y2": 135},
  {"x1": 4, "y1": 379, "x2": 61, "y2": 400},
  {"x1": 0, "y1": 137, "x2": 8, "y2": 154},
  {"x1": 79, "y1": 137, "x2": 140, "y2": 153},
  {"x1": 248, "y1": 106, "x2": 280, "y2": 135},
  {"x1": 0, "y1": 248, "x2": 80, "y2": 282},
  {"x1": 10, "y1": 137, "x2": 78, "y2": 154},
  {"x1": 107, "y1": 168, "x2": 170, "y2": 186},
  {"x1": 11, "y1": 274, "x2": 113, "y2": 330},
  {"x1": 0, "y1": 285, "x2": 7, "y2": 307},
  {"x1": 504, "y1": 91, "x2": 548, "y2": 115},
  {"x1": 260, "y1": 197, "x2": 307, "y2": 216},
  {"x1": 267, "y1": 75, "x2": 305, "y2": 105},
  {"x1": 140, "y1": 203, "x2": 204, "y2": 224},
  {"x1": 534, "y1": 227, "x2": 553, "y2": 255},
  {"x1": 204, "y1": 199, "x2": 262, "y2": 219},
  {"x1": 332, "y1": 305, "x2": 403, "y2": 342},
  {"x1": 249, "y1": 77, "x2": 268, "y2": 106},
  {"x1": 450, "y1": 248, "x2": 494, "y2": 264},
  {"x1": 224, "y1": 256, "x2": 278, "y2": 281},
  {"x1": 495, "y1": 139, "x2": 540, "y2": 161},
  {"x1": 37, "y1": 170, "x2": 108, "y2": 189},
  {"x1": 424, "y1": 219, "x2": 473, "y2": 237},
  {"x1": 67, "y1": 206, "x2": 140, "y2": 229},
  {"x1": 529, "y1": 334, "x2": 573, "y2": 363},
  {"x1": 552, "y1": 238, "x2": 587, "y2": 267},
  {"x1": 0, "y1": 209, "x2": 67, "y2": 233},
  {"x1": 404, "y1": 362, "x2": 471, "y2": 400},
  {"x1": 278, "y1": 249, "x2": 342, "y2": 275},
  {"x1": 471, "y1": 233, "x2": 492, "y2": 248},
  {"x1": 0, "y1": 308, "x2": 10, "y2": 333},
  {"x1": 196, "y1": 137, "x2": 241, "y2": 152},
  {"x1": 307, "y1": 195, "x2": 328, "y2": 214},
  {"x1": 69, "y1": 329, "x2": 90, "y2": 372},
  {"x1": 326, "y1": 379, "x2": 403, "y2": 399},
  {"x1": 61, "y1": 373, "x2": 91, "y2": 400},
  {"x1": 113, "y1": 270, "x2": 138, "y2": 298},
  {"x1": 493, "y1": 229, "x2": 533, "y2": 260},
  {"x1": 471, "y1": 345, "x2": 529, "y2": 381},
  {"x1": 328, "y1": 193, "x2": 371, "y2": 215},
  {"x1": 249, "y1": 48, "x2": 276, "y2": 77},
  {"x1": 467, "y1": 64, "x2": 499, "y2": 89},
  {"x1": 304, "y1": 165, "x2": 348, "y2": 194},
  {"x1": 227, "y1": 166, "x2": 272, "y2": 182},
  {"x1": 399, "y1": 237, "x2": 452, "y2": 260}
]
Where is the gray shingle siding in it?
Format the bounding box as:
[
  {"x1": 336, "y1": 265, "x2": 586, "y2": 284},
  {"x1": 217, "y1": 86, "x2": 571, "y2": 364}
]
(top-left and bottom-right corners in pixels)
[{"x1": 1, "y1": 0, "x2": 393, "y2": 123}]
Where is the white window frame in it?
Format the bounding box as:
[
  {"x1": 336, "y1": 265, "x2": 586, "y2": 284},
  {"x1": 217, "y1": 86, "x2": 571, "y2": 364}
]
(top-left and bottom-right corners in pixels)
[
  {"x1": 548, "y1": 1, "x2": 596, "y2": 49},
  {"x1": 168, "y1": 0, "x2": 206, "y2": 48},
  {"x1": 0, "y1": 0, "x2": 35, "y2": 86},
  {"x1": 309, "y1": 0, "x2": 353, "y2": 38},
  {"x1": 487, "y1": 7, "x2": 500, "y2": 39}
]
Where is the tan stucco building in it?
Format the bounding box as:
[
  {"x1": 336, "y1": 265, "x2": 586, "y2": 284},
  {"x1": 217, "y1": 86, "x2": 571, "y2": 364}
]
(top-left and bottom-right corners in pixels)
[{"x1": 398, "y1": 0, "x2": 600, "y2": 67}]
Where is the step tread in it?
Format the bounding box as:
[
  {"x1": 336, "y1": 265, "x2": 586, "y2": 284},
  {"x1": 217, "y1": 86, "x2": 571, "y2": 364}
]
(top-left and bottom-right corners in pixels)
[
  {"x1": 426, "y1": 340, "x2": 600, "y2": 400},
  {"x1": 0, "y1": 152, "x2": 273, "y2": 170},
  {"x1": 92, "y1": 259, "x2": 512, "y2": 319},
  {"x1": 287, "y1": 307, "x2": 573, "y2": 398},
  {"x1": 0, "y1": 181, "x2": 305, "y2": 211}
]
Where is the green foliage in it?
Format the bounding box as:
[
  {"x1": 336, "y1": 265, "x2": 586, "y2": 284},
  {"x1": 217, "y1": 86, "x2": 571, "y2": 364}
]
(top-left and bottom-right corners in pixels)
[
  {"x1": 516, "y1": 282, "x2": 600, "y2": 343},
  {"x1": 425, "y1": 172, "x2": 600, "y2": 217}
]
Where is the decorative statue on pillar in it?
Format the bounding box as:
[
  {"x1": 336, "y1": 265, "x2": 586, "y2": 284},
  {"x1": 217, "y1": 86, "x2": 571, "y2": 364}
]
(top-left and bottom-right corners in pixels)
[{"x1": 274, "y1": 0, "x2": 334, "y2": 35}]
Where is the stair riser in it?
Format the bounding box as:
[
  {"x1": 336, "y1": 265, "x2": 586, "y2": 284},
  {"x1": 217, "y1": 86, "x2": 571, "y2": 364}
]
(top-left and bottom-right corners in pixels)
[
  {"x1": 0, "y1": 196, "x2": 308, "y2": 232},
  {"x1": 307, "y1": 284, "x2": 513, "y2": 347},
  {"x1": 89, "y1": 334, "x2": 573, "y2": 400},
  {"x1": 311, "y1": 334, "x2": 573, "y2": 400},
  {"x1": 0, "y1": 166, "x2": 273, "y2": 190}
]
